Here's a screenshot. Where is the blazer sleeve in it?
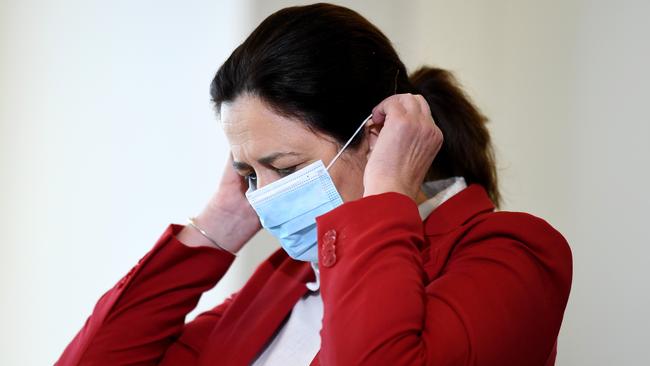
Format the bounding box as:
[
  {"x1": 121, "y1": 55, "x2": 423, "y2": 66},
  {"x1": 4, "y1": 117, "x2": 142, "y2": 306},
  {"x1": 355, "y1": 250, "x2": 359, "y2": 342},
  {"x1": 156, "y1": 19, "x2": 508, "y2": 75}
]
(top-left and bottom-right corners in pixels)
[
  {"x1": 315, "y1": 192, "x2": 573, "y2": 366},
  {"x1": 55, "y1": 224, "x2": 236, "y2": 366}
]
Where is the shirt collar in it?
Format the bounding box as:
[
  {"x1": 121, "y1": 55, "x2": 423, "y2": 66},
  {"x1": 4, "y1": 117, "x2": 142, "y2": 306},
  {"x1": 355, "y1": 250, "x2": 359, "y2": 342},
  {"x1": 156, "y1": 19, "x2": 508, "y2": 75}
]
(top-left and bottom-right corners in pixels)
[
  {"x1": 306, "y1": 176, "x2": 467, "y2": 292},
  {"x1": 418, "y1": 176, "x2": 468, "y2": 220}
]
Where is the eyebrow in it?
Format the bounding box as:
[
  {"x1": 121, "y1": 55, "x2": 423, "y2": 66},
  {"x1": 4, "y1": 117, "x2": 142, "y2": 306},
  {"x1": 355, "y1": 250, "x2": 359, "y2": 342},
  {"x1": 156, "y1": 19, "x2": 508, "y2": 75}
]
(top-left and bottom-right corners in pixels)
[{"x1": 232, "y1": 152, "x2": 301, "y2": 170}]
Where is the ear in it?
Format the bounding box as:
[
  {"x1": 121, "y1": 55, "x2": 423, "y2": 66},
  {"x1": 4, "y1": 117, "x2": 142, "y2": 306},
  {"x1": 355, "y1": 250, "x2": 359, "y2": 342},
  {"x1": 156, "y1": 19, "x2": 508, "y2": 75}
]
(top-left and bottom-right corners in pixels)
[{"x1": 364, "y1": 118, "x2": 382, "y2": 159}]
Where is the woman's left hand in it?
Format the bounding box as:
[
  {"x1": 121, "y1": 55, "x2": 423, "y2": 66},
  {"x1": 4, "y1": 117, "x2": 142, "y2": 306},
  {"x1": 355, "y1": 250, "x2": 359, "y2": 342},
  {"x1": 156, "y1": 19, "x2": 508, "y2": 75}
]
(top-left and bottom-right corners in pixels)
[{"x1": 363, "y1": 93, "x2": 444, "y2": 201}]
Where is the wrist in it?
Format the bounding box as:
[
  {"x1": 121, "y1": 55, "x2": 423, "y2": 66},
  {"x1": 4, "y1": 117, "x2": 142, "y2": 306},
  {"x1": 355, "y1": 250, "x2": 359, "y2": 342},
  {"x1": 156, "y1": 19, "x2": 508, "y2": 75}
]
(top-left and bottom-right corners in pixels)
[
  {"x1": 177, "y1": 194, "x2": 260, "y2": 253},
  {"x1": 194, "y1": 205, "x2": 254, "y2": 253},
  {"x1": 363, "y1": 184, "x2": 414, "y2": 200}
]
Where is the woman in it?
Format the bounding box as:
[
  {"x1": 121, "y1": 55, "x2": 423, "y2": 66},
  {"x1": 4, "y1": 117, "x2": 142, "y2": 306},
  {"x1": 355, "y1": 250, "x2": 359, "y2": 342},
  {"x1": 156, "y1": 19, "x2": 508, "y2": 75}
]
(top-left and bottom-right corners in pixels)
[{"x1": 57, "y1": 3, "x2": 572, "y2": 366}]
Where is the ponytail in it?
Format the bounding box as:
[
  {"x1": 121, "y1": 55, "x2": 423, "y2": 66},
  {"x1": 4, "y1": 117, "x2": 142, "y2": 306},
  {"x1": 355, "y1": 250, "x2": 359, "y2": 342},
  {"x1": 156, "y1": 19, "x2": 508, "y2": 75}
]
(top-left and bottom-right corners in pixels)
[{"x1": 409, "y1": 67, "x2": 501, "y2": 207}]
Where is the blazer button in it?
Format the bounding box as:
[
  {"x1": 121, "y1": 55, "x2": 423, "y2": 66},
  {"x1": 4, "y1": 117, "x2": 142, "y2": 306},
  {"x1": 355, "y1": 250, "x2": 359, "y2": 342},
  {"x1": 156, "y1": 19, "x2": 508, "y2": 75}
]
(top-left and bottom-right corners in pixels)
[
  {"x1": 321, "y1": 252, "x2": 336, "y2": 267},
  {"x1": 322, "y1": 240, "x2": 335, "y2": 253},
  {"x1": 320, "y1": 229, "x2": 338, "y2": 267},
  {"x1": 323, "y1": 229, "x2": 337, "y2": 246}
]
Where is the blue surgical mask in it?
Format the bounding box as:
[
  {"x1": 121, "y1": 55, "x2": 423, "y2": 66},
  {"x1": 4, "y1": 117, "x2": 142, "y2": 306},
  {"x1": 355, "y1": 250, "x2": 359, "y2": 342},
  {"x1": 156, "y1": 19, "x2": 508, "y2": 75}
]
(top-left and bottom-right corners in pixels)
[{"x1": 245, "y1": 113, "x2": 372, "y2": 262}]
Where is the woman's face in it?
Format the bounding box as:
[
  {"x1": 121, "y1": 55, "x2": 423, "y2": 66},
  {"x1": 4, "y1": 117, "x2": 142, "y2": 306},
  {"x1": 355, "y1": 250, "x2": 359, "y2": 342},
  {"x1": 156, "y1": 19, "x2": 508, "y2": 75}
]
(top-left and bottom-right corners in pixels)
[{"x1": 221, "y1": 93, "x2": 370, "y2": 202}]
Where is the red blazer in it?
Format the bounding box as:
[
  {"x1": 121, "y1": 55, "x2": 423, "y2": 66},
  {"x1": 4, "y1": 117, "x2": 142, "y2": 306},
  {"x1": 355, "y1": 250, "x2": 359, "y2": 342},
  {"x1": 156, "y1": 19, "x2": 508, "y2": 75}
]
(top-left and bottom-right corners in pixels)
[{"x1": 56, "y1": 184, "x2": 572, "y2": 365}]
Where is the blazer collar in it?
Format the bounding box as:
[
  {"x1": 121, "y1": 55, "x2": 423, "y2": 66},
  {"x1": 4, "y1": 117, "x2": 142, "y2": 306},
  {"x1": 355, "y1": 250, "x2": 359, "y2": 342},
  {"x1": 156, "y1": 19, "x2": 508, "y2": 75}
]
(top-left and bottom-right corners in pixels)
[{"x1": 423, "y1": 183, "x2": 495, "y2": 235}]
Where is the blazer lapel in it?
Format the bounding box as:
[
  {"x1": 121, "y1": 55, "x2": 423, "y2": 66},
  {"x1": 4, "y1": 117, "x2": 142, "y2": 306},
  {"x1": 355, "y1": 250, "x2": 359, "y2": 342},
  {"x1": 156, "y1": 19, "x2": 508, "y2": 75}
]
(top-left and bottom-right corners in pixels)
[{"x1": 198, "y1": 251, "x2": 315, "y2": 366}]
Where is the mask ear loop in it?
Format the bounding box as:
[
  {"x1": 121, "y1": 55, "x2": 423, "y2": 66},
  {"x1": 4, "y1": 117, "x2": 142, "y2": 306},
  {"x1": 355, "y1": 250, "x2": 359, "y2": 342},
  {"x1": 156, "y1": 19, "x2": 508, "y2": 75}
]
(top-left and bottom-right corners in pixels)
[{"x1": 326, "y1": 113, "x2": 373, "y2": 171}]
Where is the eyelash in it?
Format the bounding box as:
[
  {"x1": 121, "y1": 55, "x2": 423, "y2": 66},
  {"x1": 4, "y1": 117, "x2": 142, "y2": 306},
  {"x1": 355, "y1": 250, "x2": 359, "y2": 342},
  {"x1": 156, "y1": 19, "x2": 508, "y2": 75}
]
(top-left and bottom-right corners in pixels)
[
  {"x1": 245, "y1": 165, "x2": 299, "y2": 182},
  {"x1": 276, "y1": 166, "x2": 298, "y2": 176}
]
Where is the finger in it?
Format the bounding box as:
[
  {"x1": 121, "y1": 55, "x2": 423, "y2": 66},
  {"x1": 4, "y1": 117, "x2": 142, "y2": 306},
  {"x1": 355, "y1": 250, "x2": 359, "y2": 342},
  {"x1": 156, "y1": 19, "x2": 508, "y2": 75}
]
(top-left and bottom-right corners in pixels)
[
  {"x1": 415, "y1": 94, "x2": 432, "y2": 116},
  {"x1": 371, "y1": 94, "x2": 408, "y2": 125},
  {"x1": 400, "y1": 93, "x2": 424, "y2": 113}
]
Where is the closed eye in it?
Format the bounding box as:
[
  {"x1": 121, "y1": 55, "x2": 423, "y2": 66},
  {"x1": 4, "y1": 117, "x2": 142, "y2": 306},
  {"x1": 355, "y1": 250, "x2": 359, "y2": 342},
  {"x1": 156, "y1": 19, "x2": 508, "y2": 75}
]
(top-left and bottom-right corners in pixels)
[
  {"x1": 276, "y1": 165, "x2": 299, "y2": 177},
  {"x1": 243, "y1": 165, "x2": 297, "y2": 186}
]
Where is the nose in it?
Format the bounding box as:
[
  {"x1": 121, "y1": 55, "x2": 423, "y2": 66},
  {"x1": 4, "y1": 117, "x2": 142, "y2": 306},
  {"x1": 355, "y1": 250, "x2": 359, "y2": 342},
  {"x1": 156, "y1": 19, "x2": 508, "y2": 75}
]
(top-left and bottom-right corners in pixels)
[{"x1": 253, "y1": 173, "x2": 280, "y2": 191}]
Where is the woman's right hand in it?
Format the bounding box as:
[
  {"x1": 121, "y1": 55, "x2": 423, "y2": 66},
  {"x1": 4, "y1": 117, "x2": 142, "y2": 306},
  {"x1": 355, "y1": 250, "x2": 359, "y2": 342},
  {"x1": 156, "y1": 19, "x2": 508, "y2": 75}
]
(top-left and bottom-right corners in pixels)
[{"x1": 177, "y1": 153, "x2": 261, "y2": 253}]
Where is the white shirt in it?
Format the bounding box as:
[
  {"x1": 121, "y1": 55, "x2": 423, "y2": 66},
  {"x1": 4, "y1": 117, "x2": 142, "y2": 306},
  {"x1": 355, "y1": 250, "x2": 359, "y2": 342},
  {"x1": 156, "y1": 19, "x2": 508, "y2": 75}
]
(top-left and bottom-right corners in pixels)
[{"x1": 251, "y1": 177, "x2": 468, "y2": 365}]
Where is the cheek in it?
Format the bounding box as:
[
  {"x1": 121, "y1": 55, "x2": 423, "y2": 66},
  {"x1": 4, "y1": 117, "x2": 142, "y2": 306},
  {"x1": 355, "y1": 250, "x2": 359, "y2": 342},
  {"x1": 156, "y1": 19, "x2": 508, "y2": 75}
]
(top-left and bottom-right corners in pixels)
[{"x1": 332, "y1": 158, "x2": 366, "y2": 202}]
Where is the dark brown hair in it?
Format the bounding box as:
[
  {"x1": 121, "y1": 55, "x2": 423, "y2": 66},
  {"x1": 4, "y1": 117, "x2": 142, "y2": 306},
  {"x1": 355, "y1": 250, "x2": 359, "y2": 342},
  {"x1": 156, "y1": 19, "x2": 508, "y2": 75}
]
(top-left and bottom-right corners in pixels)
[{"x1": 210, "y1": 3, "x2": 500, "y2": 207}]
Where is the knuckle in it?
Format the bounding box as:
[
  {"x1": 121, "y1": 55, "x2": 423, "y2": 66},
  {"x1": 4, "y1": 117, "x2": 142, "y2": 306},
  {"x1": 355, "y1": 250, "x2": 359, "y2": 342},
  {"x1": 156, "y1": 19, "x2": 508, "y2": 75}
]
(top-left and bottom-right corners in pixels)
[{"x1": 435, "y1": 127, "x2": 444, "y2": 142}]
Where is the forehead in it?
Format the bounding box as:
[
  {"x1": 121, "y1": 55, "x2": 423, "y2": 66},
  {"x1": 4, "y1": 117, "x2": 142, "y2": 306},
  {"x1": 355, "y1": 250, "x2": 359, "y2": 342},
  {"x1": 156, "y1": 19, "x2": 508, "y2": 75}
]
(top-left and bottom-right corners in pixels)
[{"x1": 220, "y1": 94, "x2": 331, "y2": 159}]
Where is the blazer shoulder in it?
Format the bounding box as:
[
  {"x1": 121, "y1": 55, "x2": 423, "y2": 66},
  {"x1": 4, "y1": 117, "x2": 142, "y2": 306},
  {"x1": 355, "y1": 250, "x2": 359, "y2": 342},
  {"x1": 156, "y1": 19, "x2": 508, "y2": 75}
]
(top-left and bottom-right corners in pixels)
[
  {"x1": 462, "y1": 210, "x2": 573, "y2": 272},
  {"x1": 471, "y1": 209, "x2": 566, "y2": 238}
]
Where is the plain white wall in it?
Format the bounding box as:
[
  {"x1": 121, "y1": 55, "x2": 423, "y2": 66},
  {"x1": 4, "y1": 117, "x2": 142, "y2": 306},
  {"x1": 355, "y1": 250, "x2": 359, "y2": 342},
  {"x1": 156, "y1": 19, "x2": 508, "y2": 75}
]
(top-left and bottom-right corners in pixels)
[
  {"x1": 0, "y1": 0, "x2": 281, "y2": 364},
  {"x1": 1, "y1": 1, "x2": 649, "y2": 365}
]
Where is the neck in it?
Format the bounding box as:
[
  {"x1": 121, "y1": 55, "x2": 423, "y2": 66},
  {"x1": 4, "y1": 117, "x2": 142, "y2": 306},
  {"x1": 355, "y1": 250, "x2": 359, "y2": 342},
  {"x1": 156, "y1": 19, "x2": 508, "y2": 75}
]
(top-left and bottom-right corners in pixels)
[{"x1": 414, "y1": 188, "x2": 428, "y2": 205}]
